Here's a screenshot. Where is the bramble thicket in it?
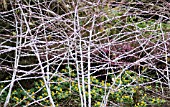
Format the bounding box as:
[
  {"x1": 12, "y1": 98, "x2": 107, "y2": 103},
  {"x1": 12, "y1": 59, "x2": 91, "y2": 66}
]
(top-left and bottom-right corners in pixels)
[{"x1": 0, "y1": 0, "x2": 170, "y2": 107}]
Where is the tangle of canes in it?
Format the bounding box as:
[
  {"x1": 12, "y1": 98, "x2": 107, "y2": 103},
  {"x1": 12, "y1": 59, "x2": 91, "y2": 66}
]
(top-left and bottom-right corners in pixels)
[{"x1": 0, "y1": 0, "x2": 170, "y2": 107}]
